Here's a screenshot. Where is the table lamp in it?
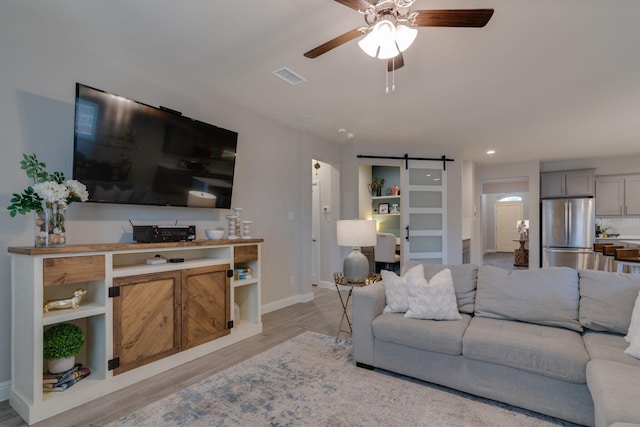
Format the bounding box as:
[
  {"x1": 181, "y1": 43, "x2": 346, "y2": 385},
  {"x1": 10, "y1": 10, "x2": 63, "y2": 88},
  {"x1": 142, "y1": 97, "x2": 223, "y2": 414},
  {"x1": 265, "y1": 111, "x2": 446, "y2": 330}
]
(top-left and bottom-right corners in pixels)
[{"x1": 337, "y1": 219, "x2": 377, "y2": 282}]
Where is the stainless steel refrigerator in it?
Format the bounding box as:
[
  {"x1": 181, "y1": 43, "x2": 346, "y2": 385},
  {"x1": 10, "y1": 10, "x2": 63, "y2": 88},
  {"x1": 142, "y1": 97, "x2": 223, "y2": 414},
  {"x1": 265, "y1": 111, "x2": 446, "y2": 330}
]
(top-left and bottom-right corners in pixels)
[{"x1": 542, "y1": 198, "x2": 595, "y2": 268}]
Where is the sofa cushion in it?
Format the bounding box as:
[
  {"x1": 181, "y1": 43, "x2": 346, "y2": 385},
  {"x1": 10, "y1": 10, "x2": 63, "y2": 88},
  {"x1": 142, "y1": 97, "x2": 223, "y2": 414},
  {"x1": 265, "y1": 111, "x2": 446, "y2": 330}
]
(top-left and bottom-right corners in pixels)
[
  {"x1": 463, "y1": 317, "x2": 589, "y2": 383},
  {"x1": 403, "y1": 261, "x2": 478, "y2": 314},
  {"x1": 474, "y1": 266, "x2": 582, "y2": 332},
  {"x1": 579, "y1": 269, "x2": 640, "y2": 334},
  {"x1": 587, "y1": 360, "x2": 640, "y2": 427},
  {"x1": 583, "y1": 331, "x2": 640, "y2": 367},
  {"x1": 372, "y1": 313, "x2": 472, "y2": 355},
  {"x1": 404, "y1": 268, "x2": 462, "y2": 321}
]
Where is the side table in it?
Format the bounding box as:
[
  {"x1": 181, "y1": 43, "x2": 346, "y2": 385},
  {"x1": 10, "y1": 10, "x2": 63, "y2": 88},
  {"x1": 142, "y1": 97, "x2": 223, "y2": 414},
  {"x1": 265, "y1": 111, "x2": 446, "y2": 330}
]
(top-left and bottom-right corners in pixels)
[{"x1": 333, "y1": 272, "x2": 381, "y2": 341}]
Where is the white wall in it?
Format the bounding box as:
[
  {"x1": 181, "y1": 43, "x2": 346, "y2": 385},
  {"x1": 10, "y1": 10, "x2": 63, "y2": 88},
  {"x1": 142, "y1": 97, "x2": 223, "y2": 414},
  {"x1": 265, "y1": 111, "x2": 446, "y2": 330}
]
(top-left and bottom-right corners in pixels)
[{"x1": 0, "y1": 6, "x2": 341, "y2": 387}]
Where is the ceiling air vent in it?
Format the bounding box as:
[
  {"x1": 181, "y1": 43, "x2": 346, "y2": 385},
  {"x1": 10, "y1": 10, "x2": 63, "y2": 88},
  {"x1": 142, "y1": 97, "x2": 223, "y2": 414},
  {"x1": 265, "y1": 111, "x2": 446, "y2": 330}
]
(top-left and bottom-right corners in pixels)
[{"x1": 272, "y1": 67, "x2": 306, "y2": 86}]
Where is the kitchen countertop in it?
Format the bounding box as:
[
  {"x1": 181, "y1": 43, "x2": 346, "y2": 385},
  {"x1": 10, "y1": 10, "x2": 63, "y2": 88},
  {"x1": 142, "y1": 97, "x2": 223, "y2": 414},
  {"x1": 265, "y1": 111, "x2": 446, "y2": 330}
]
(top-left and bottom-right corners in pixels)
[{"x1": 596, "y1": 236, "x2": 640, "y2": 241}]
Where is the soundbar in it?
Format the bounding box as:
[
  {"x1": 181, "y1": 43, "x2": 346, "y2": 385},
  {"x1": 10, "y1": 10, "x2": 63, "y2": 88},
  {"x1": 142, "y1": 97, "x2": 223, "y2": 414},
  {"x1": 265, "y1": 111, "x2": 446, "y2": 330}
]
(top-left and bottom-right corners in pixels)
[{"x1": 133, "y1": 225, "x2": 196, "y2": 243}]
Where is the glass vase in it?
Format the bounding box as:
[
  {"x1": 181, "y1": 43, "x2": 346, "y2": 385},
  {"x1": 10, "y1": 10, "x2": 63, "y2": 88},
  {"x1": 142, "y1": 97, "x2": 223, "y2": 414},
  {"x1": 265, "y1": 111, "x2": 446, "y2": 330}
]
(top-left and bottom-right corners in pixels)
[{"x1": 35, "y1": 203, "x2": 66, "y2": 247}]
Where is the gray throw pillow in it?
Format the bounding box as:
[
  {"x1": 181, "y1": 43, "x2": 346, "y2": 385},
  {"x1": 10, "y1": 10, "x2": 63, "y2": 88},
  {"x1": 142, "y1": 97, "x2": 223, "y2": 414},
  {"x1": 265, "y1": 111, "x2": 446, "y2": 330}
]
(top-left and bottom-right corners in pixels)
[
  {"x1": 475, "y1": 265, "x2": 582, "y2": 332},
  {"x1": 579, "y1": 269, "x2": 640, "y2": 334}
]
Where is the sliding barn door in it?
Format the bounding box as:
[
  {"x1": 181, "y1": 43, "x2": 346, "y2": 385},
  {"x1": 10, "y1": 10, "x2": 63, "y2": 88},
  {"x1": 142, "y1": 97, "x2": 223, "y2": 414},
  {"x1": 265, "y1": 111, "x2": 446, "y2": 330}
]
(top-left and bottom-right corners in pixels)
[{"x1": 401, "y1": 161, "x2": 447, "y2": 264}]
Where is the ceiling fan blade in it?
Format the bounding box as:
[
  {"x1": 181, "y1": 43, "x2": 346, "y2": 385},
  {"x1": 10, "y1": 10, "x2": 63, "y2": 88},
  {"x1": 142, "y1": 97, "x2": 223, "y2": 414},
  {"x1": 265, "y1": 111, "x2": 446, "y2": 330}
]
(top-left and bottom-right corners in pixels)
[
  {"x1": 334, "y1": 0, "x2": 372, "y2": 13},
  {"x1": 410, "y1": 9, "x2": 494, "y2": 28},
  {"x1": 387, "y1": 53, "x2": 404, "y2": 72},
  {"x1": 304, "y1": 28, "x2": 365, "y2": 59}
]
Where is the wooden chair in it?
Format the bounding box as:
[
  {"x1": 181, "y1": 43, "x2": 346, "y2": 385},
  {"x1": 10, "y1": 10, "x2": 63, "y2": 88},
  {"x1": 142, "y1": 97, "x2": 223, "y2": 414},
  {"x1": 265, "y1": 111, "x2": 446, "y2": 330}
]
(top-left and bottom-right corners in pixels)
[
  {"x1": 615, "y1": 248, "x2": 640, "y2": 274},
  {"x1": 593, "y1": 243, "x2": 614, "y2": 270},
  {"x1": 602, "y1": 245, "x2": 625, "y2": 272}
]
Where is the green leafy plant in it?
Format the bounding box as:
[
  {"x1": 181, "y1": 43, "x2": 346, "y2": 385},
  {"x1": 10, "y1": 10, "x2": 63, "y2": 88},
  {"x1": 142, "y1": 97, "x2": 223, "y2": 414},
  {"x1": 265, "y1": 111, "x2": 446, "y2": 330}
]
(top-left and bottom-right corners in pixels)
[
  {"x1": 369, "y1": 177, "x2": 385, "y2": 191},
  {"x1": 43, "y1": 323, "x2": 85, "y2": 360},
  {"x1": 6, "y1": 153, "x2": 88, "y2": 217}
]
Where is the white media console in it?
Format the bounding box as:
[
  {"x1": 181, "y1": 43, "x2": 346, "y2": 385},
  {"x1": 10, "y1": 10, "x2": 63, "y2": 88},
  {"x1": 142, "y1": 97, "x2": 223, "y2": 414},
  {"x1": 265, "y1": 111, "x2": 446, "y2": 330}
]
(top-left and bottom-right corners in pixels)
[{"x1": 9, "y1": 239, "x2": 263, "y2": 424}]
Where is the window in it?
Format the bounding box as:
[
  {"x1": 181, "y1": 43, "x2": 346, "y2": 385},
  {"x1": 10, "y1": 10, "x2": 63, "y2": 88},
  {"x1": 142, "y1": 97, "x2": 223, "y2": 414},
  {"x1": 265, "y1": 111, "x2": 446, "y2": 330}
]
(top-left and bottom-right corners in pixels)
[{"x1": 497, "y1": 195, "x2": 522, "y2": 202}]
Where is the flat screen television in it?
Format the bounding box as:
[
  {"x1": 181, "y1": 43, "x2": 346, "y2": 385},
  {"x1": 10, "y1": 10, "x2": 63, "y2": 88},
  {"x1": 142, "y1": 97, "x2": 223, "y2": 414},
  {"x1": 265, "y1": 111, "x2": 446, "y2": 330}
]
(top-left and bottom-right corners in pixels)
[{"x1": 73, "y1": 83, "x2": 237, "y2": 208}]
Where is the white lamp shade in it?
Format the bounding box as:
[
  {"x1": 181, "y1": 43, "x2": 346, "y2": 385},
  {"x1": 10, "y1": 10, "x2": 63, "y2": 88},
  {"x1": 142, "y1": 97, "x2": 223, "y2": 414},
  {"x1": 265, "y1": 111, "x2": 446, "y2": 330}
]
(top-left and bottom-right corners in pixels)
[
  {"x1": 375, "y1": 21, "x2": 399, "y2": 60},
  {"x1": 337, "y1": 219, "x2": 377, "y2": 247},
  {"x1": 187, "y1": 190, "x2": 216, "y2": 208},
  {"x1": 395, "y1": 24, "x2": 417, "y2": 52},
  {"x1": 358, "y1": 30, "x2": 379, "y2": 57}
]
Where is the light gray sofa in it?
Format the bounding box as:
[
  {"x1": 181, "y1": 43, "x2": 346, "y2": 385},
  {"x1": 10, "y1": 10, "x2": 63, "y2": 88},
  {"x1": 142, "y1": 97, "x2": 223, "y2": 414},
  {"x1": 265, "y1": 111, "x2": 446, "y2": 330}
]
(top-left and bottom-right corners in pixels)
[{"x1": 352, "y1": 262, "x2": 640, "y2": 427}]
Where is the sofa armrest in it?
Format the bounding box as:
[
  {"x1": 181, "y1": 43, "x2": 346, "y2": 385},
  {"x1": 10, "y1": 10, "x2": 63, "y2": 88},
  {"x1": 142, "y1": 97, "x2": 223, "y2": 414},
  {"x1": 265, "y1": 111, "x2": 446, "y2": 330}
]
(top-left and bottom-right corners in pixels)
[{"x1": 352, "y1": 281, "x2": 386, "y2": 366}]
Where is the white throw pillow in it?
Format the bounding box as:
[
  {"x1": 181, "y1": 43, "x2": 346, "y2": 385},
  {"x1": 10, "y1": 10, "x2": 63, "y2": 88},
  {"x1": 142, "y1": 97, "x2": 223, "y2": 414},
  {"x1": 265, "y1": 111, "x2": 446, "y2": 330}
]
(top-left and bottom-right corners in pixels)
[
  {"x1": 381, "y1": 264, "x2": 424, "y2": 313},
  {"x1": 624, "y1": 290, "x2": 640, "y2": 359},
  {"x1": 404, "y1": 268, "x2": 462, "y2": 321}
]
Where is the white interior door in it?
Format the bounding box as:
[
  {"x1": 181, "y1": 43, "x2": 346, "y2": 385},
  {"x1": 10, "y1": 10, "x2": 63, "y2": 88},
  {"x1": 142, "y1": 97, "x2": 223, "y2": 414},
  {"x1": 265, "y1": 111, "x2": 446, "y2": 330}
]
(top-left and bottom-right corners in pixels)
[
  {"x1": 496, "y1": 201, "x2": 523, "y2": 252},
  {"x1": 311, "y1": 180, "x2": 320, "y2": 285},
  {"x1": 401, "y1": 161, "x2": 447, "y2": 264}
]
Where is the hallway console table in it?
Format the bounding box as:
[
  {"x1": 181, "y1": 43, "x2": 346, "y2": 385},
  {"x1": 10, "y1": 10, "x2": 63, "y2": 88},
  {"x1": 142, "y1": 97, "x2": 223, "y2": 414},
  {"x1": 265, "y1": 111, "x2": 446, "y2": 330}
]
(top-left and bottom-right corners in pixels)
[{"x1": 8, "y1": 239, "x2": 263, "y2": 424}]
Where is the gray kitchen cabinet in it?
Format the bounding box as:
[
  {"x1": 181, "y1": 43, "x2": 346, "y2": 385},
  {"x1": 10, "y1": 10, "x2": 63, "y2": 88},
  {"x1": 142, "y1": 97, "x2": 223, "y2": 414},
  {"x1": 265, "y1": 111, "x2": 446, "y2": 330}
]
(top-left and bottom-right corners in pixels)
[
  {"x1": 540, "y1": 169, "x2": 594, "y2": 198},
  {"x1": 595, "y1": 174, "x2": 640, "y2": 216}
]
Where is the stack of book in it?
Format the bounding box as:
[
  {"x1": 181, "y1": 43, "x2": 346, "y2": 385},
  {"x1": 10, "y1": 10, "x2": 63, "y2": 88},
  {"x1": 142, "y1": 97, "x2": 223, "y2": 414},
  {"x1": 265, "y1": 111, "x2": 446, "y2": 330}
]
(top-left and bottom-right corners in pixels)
[
  {"x1": 234, "y1": 267, "x2": 252, "y2": 280},
  {"x1": 43, "y1": 363, "x2": 91, "y2": 392}
]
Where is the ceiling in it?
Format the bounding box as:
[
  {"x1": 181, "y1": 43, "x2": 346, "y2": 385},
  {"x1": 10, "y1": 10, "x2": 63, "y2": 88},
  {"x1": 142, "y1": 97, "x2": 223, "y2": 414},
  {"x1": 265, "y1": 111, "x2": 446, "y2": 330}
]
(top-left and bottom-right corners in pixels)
[{"x1": 13, "y1": 0, "x2": 640, "y2": 165}]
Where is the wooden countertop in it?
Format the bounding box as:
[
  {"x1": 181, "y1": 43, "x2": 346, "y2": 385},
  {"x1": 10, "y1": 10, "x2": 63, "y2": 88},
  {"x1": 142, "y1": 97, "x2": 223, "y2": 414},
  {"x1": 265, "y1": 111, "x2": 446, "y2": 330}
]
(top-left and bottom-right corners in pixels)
[{"x1": 8, "y1": 238, "x2": 264, "y2": 256}]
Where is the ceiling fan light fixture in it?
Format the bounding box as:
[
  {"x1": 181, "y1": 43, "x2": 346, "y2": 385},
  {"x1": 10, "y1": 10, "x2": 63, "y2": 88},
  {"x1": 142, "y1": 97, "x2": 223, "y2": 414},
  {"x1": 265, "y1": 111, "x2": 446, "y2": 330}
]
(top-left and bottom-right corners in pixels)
[{"x1": 395, "y1": 24, "x2": 417, "y2": 52}]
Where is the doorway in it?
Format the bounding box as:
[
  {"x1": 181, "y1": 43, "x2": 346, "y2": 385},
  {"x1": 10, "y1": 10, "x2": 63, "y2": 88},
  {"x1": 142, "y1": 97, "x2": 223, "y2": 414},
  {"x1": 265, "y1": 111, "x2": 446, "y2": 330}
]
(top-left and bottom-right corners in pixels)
[
  {"x1": 496, "y1": 201, "x2": 523, "y2": 252},
  {"x1": 481, "y1": 178, "x2": 530, "y2": 269}
]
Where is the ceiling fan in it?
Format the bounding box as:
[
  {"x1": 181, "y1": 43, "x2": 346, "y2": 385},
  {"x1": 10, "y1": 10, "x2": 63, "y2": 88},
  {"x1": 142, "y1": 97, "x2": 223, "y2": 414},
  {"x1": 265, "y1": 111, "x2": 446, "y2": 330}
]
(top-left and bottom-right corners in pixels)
[{"x1": 304, "y1": 0, "x2": 494, "y2": 72}]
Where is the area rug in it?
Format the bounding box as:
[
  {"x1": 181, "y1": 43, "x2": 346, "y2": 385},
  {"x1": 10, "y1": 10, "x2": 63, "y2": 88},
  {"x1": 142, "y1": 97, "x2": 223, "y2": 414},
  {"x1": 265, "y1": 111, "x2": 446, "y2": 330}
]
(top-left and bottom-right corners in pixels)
[{"x1": 107, "y1": 331, "x2": 577, "y2": 426}]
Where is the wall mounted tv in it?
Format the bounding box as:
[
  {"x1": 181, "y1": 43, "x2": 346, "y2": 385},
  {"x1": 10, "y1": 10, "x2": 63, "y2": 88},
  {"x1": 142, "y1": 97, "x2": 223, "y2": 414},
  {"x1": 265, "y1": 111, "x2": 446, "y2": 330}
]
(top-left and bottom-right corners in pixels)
[{"x1": 73, "y1": 83, "x2": 237, "y2": 209}]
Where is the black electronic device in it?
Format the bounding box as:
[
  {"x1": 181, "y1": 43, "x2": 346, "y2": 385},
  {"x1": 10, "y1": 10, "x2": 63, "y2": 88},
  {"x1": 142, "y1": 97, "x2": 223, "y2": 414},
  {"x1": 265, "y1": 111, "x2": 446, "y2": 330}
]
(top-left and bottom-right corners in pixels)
[
  {"x1": 133, "y1": 225, "x2": 196, "y2": 243},
  {"x1": 72, "y1": 83, "x2": 238, "y2": 209}
]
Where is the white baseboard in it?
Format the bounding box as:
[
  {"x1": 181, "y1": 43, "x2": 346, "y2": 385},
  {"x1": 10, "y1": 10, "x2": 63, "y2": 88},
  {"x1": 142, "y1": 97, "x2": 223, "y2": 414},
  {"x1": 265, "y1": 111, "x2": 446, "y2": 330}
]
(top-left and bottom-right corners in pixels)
[
  {"x1": 316, "y1": 280, "x2": 334, "y2": 290},
  {"x1": 261, "y1": 291, "x2": 314, "y2": 314},
  {"x1": 0, "y1": 380, "x2": 10, "y2": 402}
]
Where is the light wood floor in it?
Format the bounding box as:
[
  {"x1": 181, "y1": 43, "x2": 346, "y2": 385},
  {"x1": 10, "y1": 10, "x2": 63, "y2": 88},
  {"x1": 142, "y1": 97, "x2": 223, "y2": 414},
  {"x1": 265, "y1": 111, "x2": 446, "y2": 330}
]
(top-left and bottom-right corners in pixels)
[{"x1": 0, "y1": 286, "x2": 346, "y2": 427}]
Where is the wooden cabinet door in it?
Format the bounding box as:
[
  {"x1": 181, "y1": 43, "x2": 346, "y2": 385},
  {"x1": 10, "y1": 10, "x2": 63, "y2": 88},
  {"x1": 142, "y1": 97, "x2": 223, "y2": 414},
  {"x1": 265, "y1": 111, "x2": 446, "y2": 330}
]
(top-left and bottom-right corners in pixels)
[
  {"x1": 625, "y1": 175, "x2": 640, "y2": 215},
  {"x1": 595, "y1": 177, "x2": 624, "y2": 216},
  {"x1": 181, "y1": 265, "x2": 230, "y2": 350},
  {"x1": 113, "y1": 271, "x2": 181, "y2": 375}
]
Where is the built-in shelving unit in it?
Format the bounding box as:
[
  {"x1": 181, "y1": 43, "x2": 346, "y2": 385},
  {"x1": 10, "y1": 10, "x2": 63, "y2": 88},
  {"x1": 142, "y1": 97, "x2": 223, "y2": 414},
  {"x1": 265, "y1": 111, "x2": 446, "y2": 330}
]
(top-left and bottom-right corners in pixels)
[{"x1": 9, "y1": 239, "x2": 263, "y2": 425}]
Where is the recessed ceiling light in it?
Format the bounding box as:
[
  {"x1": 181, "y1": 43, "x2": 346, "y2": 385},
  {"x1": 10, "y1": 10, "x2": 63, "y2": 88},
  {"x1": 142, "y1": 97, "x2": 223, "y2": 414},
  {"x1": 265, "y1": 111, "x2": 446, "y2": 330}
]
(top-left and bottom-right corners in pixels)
[{"x1": 486, "y1": 150, "x2": 496, "y2": 155}]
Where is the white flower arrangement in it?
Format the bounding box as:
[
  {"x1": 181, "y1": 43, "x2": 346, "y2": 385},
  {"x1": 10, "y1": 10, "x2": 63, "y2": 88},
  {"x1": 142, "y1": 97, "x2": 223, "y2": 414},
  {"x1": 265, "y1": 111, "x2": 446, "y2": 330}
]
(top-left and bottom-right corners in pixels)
[
  {"x1": 7, "y1": 153, "x2": 89, "y2": 217},
  {"x1": 7, "y1": 153, "x2": 89, "y2": 246},
  {"x1": 32, "y1": 180, "x2": 89, "y2": 208}
]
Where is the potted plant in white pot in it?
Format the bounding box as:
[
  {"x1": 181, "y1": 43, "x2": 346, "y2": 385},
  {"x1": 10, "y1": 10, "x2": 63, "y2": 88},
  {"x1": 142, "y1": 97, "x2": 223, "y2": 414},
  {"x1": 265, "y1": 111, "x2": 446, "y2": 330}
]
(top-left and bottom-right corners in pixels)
[{"x1": 43, "y1": 323, "x2": 84, "y2": 374}]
